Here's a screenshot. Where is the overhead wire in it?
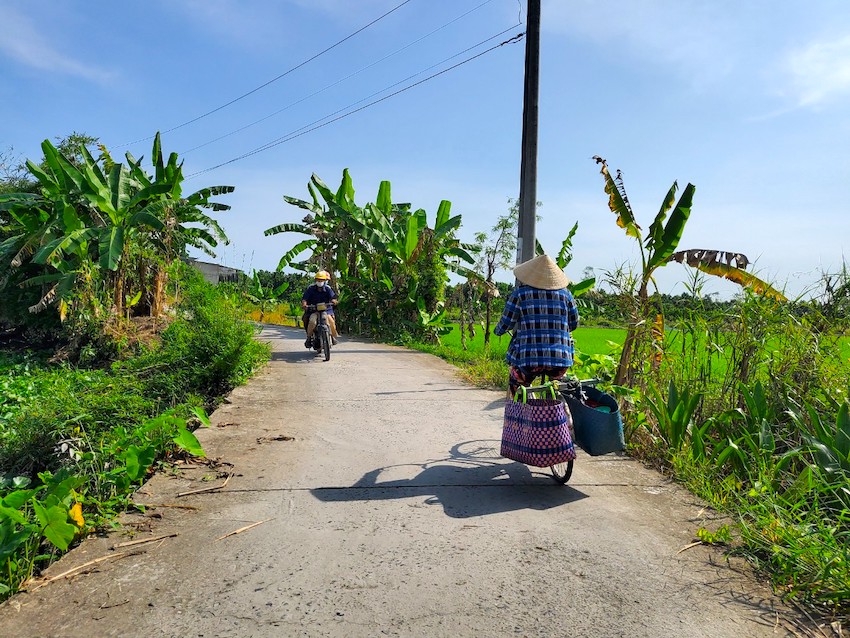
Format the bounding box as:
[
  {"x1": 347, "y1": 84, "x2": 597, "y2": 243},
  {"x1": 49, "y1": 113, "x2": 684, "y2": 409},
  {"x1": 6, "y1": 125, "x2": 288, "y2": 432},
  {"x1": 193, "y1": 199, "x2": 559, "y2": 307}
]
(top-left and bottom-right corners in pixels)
[
  {"x1": 181, "y1": 0, "x2": 499, "y2": 155},
  {"x1": 117, "y1": 0, "x2": 416, "y2": 147},
  {"x1": 187, "y1": 30, "x2": 525, "y2": 178}
]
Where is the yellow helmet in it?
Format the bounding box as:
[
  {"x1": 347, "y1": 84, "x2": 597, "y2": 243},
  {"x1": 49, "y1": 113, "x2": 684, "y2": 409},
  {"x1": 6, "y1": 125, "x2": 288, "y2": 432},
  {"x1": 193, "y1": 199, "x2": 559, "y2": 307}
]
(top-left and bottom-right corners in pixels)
[{"x1": 314, "y1": 270, "x2": 330, "y2": 281}]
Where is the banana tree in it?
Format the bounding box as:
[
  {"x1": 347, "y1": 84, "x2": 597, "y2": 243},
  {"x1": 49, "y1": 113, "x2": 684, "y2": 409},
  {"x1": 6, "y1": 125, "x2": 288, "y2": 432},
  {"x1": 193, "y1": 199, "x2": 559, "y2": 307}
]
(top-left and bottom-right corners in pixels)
[
  {"x1": 243, "y1": 270, "x2": 289, "y2": 322},
  {"x1": 1, "y1": 135, "x2": 232, "y2": 319},
  {"x1": 555, "y1": 221, "x2": 596, "y2": 298},
  {"x1": 592, "y1": 156, "x2": 785, "y2": 387},
  {"x1": 123, "y1": 134, "x2": 232, "y2": 315},
  {"x1": 28, "y1": 140, "x2": 170, "y2": 316},
  {"x1": 266, "y1": 169, "x2": 476, "y2": 339}
]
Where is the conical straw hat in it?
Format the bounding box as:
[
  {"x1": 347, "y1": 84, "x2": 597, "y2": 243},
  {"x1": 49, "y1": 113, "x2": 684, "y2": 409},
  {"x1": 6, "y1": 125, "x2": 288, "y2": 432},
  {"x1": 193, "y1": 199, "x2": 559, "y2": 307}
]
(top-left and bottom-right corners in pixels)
[{"x1": 513, "y1": 254, "x2": 570, "y2": 290}]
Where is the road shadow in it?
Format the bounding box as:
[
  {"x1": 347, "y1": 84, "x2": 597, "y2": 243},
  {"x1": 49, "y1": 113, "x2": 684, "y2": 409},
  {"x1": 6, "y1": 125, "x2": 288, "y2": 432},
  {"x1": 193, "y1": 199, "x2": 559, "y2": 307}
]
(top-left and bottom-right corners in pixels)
[{"x1": 310, "y1": 439, "x2": 588, "y2": 518}]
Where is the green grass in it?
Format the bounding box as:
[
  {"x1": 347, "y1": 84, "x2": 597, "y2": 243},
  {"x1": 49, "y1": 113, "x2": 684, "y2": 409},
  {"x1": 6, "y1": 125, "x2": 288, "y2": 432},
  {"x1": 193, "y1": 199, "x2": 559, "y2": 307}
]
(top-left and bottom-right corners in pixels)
[
  {"x1": 437, "y1": 324, "x2": 625, "y2": 358},
  {"x1": 408, "y1": 324, "x2": 626, "y2": 390},
  {"x1": 0, "y1": 272, "x2": 271, "y2": 601}
]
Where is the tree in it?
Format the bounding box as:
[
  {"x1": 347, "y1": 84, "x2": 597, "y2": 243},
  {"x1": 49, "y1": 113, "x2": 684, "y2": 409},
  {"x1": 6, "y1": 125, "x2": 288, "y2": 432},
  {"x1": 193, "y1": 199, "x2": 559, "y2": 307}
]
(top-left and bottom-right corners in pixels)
[
  {"x1": 265, "y1": 170, "x2": 476, "y2": 340},
  {"x1": 592, "y1": 156, "x2": 785, "y2": 387},
  {"x1": 0, "y1": 133, "x2": 232, "y2": 324},
  {"x1": 474, "y1": 200, "x2": 517, "y2": 347},
  {"x1": 0, "y1": 147, "x2": 37, "y2": 195},
  {"x1": 242, "y1": 270, "x2": 289, "y2": 322}
]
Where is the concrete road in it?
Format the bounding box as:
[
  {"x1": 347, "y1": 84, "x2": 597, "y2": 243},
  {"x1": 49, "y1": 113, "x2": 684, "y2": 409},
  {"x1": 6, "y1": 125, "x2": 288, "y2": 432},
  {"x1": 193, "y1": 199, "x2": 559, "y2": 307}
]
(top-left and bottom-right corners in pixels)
[{"x1": 0, "y1": 326, "x2": 800, "y2": 637}]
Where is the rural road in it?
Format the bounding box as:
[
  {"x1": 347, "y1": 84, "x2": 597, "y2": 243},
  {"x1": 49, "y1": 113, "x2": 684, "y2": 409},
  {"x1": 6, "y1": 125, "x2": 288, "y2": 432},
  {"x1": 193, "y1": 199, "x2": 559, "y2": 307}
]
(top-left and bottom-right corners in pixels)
[{"x1": 0, "y1": 325, "x2": 801, "y2": 637}]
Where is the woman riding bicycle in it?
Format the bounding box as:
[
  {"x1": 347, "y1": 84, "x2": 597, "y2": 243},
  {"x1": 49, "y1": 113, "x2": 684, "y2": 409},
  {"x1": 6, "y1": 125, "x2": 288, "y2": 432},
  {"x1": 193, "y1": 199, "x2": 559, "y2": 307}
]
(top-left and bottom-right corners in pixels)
[{"x1": 493, "y1": 255, "x2": 579, "y2": 397}]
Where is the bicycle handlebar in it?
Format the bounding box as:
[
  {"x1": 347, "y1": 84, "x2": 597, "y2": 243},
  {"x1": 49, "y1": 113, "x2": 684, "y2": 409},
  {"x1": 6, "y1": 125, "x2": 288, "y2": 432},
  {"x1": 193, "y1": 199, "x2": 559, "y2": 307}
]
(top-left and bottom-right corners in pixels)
[{"x1": 522, "y1": 378, "x2": 602, "y2": 393}]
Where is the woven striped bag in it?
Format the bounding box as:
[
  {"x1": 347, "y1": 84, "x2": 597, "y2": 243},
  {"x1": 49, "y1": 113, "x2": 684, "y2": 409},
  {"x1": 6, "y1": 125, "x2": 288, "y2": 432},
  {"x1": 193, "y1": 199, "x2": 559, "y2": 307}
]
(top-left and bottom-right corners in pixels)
[{"x1": 501, "y1": 384, "x2": 576, "y2": 467}]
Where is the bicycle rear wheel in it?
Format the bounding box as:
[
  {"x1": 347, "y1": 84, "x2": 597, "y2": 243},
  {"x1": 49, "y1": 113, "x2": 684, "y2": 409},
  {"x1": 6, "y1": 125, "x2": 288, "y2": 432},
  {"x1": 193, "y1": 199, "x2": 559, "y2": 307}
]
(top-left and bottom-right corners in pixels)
[{"x1": 550, "y1": 460, "x2": 573, "y2": 484}]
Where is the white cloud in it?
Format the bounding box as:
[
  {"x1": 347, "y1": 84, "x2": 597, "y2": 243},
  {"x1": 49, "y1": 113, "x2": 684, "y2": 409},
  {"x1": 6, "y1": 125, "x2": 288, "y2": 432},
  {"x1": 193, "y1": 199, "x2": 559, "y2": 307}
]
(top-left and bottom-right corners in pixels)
[
  {"x1": 0, "y1": 6, "x2": 113, "y2": 83},
  {"x1": 542, "y1": 0, "x2": 736, "y2": 87},
  {"x1": 784, "y1": 34, "x2": 850, "y2": 108},
  {"x1": 167, "y1": 0, "x2": 283, "y2": 46}
]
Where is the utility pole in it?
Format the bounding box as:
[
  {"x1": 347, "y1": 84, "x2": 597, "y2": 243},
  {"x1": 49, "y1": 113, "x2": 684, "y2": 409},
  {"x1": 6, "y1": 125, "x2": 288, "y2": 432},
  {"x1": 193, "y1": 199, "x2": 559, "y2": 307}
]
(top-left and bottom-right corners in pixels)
[{"x1": 516, "y1": 0, "x2": 540, "y2": 265}]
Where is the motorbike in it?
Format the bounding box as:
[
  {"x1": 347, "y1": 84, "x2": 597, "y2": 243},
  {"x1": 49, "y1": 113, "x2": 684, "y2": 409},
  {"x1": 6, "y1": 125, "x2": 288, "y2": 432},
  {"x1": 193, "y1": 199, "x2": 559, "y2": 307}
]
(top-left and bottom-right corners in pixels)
[{"x1": 305, "y1": 303, "x2": 333, "y2": 361}]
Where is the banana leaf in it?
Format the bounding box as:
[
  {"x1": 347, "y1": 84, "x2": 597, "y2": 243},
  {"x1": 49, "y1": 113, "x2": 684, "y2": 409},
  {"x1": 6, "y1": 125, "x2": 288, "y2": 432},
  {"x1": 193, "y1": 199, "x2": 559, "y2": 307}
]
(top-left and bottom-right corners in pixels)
[
  {"x1": 128, "y1": 210, "x2": 165, "y2": 231},
  {"x1": 275, "y1": 239, "x2": 316, "y2": 271},
  {"x1": 280, "y1": 196, "x2": 323, "y2": 216},
  {"x1": 557, "y1": 222, "x2": 579, "y2": 269},
  {"x1": 446, "y1": 245, "x2": 476, "y2": 264},
  {"x1": 310, "y1": 173, "x2": 336, "y2": 205},
  {"x1": 434, "y1": 200, "x2": 452, "y2": 231},
  {"x1": 335, "y1": 168, "x2": 355, "y2": 207},
  {"x1": 433, "y1": 214, "x2": 461, "y2": 240},
  {"x1": 667, "y1": 249, "x2": 785, "y2": 301},
  {"x1": 594, "y1": 156, "x2": 641, "y2": 238},
  {"x1": 404, "y1": 214, "x2": 420, "y2": 261},
  {"x1": 99, "y1": 226, "x2": 124, "y2": 270},
  {"x1": 646, "y1": 183, "x2": 677, "y2": 253},
  {"x1": 376, "y1": 180, "x2": 392, "y2": 215},
  {"x1": 264, "y1": 222, "x2": 312, "y2": 237},
  {"x1": 647, "y1": 183, "x2": 694, "y2": 270},
  {"x1": 568, "y1": 276, "x2": 595, "y2": 298}
]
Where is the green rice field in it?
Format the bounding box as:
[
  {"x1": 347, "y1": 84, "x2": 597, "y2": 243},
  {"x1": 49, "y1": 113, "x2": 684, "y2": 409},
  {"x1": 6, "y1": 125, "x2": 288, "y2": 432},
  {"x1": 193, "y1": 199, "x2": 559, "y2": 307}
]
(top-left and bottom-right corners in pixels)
[{"x1": 438, "y1": 325, "x2": 625, "y2": 359}]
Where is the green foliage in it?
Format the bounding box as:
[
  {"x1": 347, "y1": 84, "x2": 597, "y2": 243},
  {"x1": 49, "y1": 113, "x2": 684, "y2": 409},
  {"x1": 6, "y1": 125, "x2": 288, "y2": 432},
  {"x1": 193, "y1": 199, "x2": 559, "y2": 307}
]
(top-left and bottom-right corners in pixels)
[
  {"x1": 419, "y1": 309, "x2": 850, "y2": 617},
  {"x1": 266, "y1": 170, "x2": 475, "y2": 342},
  {"x1": 696, "y1": 525, "x2": 732, "y2": 546},
  {"x1": 0, "y1": 132, "x2": 232, "y2": 356},
  {"x1": 736, "y1": 490, "x2": 850, "y2": 613},
  {"x1": 0, "y1": 269, "x2": 269, "y2": 599},
  {"x1": 643, "y1": 379, "x2": 701, "y2": 451},
  {"x1": 241, "y1": 270, "x2": 289, "y2": 322},
  {"x1": 592, "y1": 156, "x2": 783, "y2": 387},
  {"x1": 126, "y1": 265, "x2": 270, "y2": 398}
]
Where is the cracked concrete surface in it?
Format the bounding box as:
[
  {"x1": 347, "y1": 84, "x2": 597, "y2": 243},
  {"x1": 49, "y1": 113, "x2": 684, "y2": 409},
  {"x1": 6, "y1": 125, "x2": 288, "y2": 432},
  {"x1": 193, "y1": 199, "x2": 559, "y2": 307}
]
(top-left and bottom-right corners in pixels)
[{"x1": 0, "y1": 325, "x2": 801, "y2": 637}]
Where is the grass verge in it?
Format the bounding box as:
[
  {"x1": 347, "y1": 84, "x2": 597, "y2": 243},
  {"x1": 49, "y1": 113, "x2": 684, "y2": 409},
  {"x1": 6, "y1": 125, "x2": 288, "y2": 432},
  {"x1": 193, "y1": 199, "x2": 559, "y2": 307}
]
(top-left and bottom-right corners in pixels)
[{"x1": 0, "y1": 269, "x2": 270, "y2": 599}]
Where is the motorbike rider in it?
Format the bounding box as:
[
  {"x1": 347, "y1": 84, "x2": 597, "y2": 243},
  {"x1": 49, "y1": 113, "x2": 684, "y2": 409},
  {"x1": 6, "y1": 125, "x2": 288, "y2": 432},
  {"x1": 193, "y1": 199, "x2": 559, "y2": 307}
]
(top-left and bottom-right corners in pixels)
[{"x1": 301, "y1": 270, "x2": 339, "y2": 347}]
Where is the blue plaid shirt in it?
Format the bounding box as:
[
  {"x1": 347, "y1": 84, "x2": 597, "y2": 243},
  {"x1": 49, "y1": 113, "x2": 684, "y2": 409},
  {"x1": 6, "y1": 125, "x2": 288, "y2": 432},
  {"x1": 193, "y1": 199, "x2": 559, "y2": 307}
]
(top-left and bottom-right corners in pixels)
[{"x1": 493, "y1": 285, "x2": 579, "y2": 369}]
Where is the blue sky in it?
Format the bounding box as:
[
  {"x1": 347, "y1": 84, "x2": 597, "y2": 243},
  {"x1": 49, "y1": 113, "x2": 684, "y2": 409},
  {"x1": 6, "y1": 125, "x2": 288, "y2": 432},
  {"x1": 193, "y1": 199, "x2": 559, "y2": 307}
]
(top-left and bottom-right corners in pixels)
[{"x1": 2, "y1": 0, "x2": 848, "y2": 299}]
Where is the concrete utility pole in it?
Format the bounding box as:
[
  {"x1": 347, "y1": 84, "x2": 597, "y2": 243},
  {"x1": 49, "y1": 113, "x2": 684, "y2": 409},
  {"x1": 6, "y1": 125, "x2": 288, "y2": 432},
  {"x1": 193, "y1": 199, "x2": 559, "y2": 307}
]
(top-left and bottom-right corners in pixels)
[{"x1": 516, "y1": 0, "x2": 541, "y2": 266}]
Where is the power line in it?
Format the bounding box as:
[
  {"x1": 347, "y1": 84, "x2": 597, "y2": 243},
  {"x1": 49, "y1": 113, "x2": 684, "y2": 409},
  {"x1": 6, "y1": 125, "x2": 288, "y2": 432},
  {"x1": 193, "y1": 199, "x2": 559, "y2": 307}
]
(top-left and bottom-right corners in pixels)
[
  {"x1": 187, "y1": 31, "x2": 525, "y2": 178},
  {"x1": 118, "y1": 0, "x2": 416, "y2": 147},
  {"x1": 181, "y1": 0, "x2": 499, "y2": 155}
]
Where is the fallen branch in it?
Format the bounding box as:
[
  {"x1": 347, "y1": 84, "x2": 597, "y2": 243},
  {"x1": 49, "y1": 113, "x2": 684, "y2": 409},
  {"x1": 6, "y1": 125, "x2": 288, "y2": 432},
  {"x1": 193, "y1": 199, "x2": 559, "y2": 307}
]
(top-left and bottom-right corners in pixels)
[
  {"x1": 137, "y1": 503, "x2": 199, "y2": 510},
  {"x1": 112, "y1": 533, "x2": 178, "y2": 549},
  {"x1": 215, "y1": 518, "x2": 273, "y2": 542},
  {"x1": 676, "y1": 541, "x2": 703, "y2": 554},
  {"x1": 256, "y1": 435, "x2": 294, "y2": 444},
  {"x1": 177, "y1": 473, "x2": 231, "y2": 497},
  {"x1": 27, "y1": 550, "x2": 144, "y2": 592}
]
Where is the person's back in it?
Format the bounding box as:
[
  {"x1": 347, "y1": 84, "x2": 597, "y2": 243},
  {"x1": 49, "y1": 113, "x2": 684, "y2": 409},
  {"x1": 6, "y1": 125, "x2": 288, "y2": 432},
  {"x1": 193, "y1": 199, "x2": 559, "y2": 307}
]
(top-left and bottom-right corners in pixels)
[
  {"x1": 493, "y1": 255, "x2": 578, "y2": 395},
  {"x1": 497, "y1": 285, "x2": 578, "y2": 368}
]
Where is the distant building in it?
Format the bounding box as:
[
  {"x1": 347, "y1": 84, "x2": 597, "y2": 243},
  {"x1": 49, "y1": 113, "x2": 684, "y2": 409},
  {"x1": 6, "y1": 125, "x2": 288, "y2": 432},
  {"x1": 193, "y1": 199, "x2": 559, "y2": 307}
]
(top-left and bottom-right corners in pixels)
[{"x1": 187, "y1": 258, "x2": 241, "y2": 284}]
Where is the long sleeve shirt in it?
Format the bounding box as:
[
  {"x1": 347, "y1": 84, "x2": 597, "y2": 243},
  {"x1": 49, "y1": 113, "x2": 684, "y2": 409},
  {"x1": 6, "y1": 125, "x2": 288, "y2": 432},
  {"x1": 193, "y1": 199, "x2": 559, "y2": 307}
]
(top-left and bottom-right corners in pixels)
[{"x1": 493, "y1": 285, "x2": 579, "y2": 369}]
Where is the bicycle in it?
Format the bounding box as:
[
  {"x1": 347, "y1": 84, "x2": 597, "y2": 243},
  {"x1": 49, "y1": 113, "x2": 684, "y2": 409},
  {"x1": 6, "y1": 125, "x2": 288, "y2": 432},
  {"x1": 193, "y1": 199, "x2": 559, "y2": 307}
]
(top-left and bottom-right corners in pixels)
[{"x1": 305, "y1": 303, "x2": 333, "y2": 361}]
